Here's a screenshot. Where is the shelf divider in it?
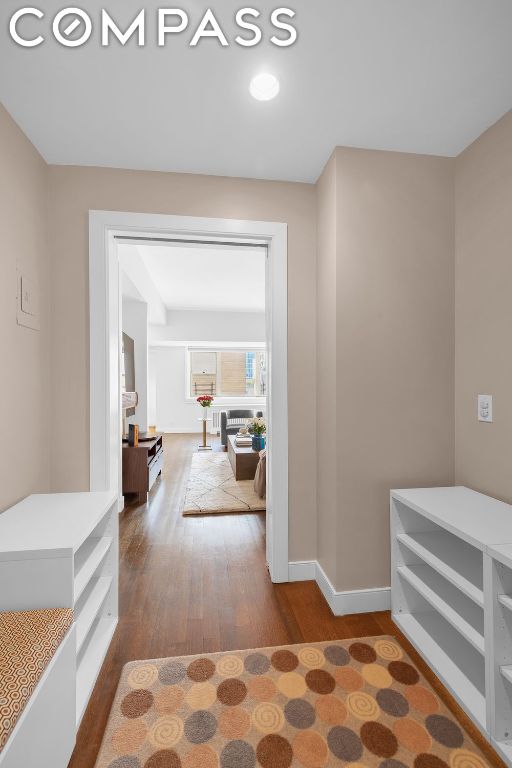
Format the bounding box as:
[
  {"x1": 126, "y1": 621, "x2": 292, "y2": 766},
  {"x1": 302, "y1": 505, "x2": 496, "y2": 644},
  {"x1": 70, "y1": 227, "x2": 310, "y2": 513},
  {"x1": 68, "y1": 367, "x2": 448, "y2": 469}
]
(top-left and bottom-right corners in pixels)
[
  {"x1": 74, "y1": 536, "x2": 112, "y2": 600},
  {"x1": 498, "y1": 594, "x2": 512, "y2": 613},
  {"x1": 397, "y1": 531, "x2": 484, "y2": 606},
  {"x1": 394, "y1": 612, "x2": 486, "y2": 731},
  {"x1": 501, "y1": 666, "x2": 512, "y2": 687},
  {"x1": 76, "y1": 616, "x2": 117, "y2": 727},
  {"x1": 76, "y1": 576, "x2": 112, "y2": 653},
  {"x1": 397, "y1": 565, "x2": 485, "y2": 655}
]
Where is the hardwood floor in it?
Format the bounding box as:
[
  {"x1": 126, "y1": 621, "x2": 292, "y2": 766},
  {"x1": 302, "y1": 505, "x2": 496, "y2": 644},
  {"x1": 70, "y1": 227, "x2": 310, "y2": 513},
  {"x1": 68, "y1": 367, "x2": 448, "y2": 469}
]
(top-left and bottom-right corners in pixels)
[{"x1": 69, "y1": 433, "x2": 504, "y2": 767}]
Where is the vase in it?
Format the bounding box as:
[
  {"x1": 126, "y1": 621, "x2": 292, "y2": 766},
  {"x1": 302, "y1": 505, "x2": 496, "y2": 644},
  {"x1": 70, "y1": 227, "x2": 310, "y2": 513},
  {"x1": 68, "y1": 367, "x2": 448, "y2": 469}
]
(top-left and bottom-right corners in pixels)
[
  {"x1": 200, "y1": 406, "x2": 210, "y2": 421},
  {"x1": 252, "y1": 434, "x2": 265, "y2": 451}
]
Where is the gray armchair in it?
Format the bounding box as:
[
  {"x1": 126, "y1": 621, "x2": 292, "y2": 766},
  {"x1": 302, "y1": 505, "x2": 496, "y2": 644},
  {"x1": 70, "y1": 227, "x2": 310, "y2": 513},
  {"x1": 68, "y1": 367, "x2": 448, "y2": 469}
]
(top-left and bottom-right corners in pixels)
[{"x1": 221, "y1": 409, "x2": 264, "y2": 447}]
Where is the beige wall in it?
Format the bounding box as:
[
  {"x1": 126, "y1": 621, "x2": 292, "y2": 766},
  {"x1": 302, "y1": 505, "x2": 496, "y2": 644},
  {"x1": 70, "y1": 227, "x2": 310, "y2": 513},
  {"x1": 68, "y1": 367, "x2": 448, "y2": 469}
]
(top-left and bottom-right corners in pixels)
[
  {"x1": 317, "y1": 147, "x2": 456, "y2": 591},
  {"x1": 316, "y1": 152, "x2": 338, "y2": 579},
  {"x1": 47, "y1": 165, "x2": 317, "y2": 561},
  {"x1": 0, "y1": 105, "x2": 51, "y2": 511},
  {"x1": 455, "y1": 111, "x2": 512, "y2": 502},
  {"x1": 4, "y1": 95, "x2": 511, "y2": 587}
]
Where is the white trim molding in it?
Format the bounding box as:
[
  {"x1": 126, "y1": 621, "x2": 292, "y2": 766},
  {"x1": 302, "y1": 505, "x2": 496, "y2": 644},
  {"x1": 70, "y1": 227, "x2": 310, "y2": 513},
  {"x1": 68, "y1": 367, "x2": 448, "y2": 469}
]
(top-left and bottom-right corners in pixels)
[
  {"x1": 89, "y1": 210, "x2": 289, "y2": 583},
  {"x1": 288, "y1": 560, "x2": 391, "y2": 616},
  {"x1": 158, "y1": 427, "x2": 201, "y2": 434},
  {"x1": 288, "y1": 560, "x2": 317, "y2": 582},
  {"x1": 315, "y1": 562, "x2": 391, "y2": 615}
]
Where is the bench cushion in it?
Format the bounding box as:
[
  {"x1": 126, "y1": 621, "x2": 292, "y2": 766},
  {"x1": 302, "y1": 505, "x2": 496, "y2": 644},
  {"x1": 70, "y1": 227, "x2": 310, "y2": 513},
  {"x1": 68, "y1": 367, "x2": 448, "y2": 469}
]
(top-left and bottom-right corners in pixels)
[{"x1": 0, "y1": 608, "x2": 73, "y2": 752}]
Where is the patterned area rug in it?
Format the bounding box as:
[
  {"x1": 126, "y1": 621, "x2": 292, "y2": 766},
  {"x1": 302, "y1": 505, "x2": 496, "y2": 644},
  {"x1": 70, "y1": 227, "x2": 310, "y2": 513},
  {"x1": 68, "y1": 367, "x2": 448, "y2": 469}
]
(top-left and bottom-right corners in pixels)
[
  {"x1": 182, "y1": 453, "x2": 265, "y2": 516},
  {"x1": 94, "y1": 636, "x2": 492, "y2": 768}
]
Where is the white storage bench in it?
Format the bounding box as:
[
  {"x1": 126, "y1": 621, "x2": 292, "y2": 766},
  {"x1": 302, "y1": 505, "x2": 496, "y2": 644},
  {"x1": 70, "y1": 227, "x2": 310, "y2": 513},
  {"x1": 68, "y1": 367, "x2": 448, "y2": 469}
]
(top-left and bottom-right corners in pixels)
[
  {"x1": 0, "y1": 491, "x2": 118, "y2": 766},
  {"x1": 0, "y1": 609, "x2": 75, "y2": 768},
  {"x1": 391, "y1": 486, "x2": 512, "y2": 767}
]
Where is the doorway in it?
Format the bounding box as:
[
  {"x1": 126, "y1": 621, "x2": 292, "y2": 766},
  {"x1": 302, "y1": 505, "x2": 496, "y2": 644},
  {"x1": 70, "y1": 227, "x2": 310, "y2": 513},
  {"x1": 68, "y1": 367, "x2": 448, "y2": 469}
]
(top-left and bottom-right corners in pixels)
[
  {"x1": 89, "y1": 211, "x2": 289, "y2": 582},
  {"x1": 119, "y1": 239, "x2": 267, "y2": 514}
]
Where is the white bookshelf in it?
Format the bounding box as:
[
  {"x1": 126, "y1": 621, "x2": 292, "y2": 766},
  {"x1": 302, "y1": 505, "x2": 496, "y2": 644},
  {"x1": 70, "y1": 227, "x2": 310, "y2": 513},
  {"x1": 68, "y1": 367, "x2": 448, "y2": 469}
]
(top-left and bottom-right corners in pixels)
[
  {"x1": 396, "y1": 611, "x2": 487, "y2": 728},
  {"x1": 74, "y1": 536, "x2": 113, "y2": 600},
  {"x1": 485, "y1": 542, "x2": 512, "y2": 764},
  {"x1": 76, "y1": 576, "x2": 113, "y2": 653},
  {"x1": 72, "y1": 499, "x2": 118, "y2": 725},
  {"x1": 0, "y1": 491, "x2": 118, "y2": 729},
  {"x1": 397, "y1": 563, "x2": 485, "y2": 654},
  {"x1": 391, "y1": 486, "x2": 512, "y2": 763},
  {"x1": 396, "y1": 531, "x2": 484, "y2": 606},
  {"x1": 76, "y1": 616, "x2": 117, "y2": 722}
]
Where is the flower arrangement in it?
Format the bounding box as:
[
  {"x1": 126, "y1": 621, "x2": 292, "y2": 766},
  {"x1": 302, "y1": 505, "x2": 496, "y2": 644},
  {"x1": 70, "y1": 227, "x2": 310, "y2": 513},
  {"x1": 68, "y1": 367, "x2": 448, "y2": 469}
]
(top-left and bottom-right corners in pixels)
[
  {"x1": 197, "y1": 395, "x2": 214, "y2": 408},
  {"x1": 250, "y1": 416, "x2": 266, "y2": 435}
]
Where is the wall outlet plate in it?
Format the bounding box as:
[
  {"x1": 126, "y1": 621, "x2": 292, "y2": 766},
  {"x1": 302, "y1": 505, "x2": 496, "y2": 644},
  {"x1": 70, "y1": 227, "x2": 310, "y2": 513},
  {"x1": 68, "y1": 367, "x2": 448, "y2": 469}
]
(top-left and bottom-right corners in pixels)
[{"x1": 478, "y1": 394, "x2": 493, "y2": 423}]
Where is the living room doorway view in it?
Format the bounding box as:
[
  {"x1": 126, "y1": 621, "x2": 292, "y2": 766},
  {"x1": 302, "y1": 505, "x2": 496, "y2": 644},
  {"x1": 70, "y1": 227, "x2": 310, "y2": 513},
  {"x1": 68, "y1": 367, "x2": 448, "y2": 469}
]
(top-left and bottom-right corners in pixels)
[{"x1": 118, "y1": 238, "x2": 269, "y2": 544}]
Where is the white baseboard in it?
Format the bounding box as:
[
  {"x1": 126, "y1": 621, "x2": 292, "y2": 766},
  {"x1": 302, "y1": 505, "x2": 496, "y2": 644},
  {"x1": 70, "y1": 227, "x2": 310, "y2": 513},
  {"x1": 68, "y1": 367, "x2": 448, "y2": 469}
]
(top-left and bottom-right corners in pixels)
[
  {"x1": 315, "y1": 561, "x2": 391, "y2": 615},
  {"x1": 159, "y1": 428, "x2": 219, "y2": 437},
  {"x1": 287, "y1": 559, "x2": 391, "y2": 616},
  {"x1": 288, "y1": 560, "x2": 316, "y2": 582},
  {"x1": 157, "y1": 427, "x2": 202, "y2": 434}
]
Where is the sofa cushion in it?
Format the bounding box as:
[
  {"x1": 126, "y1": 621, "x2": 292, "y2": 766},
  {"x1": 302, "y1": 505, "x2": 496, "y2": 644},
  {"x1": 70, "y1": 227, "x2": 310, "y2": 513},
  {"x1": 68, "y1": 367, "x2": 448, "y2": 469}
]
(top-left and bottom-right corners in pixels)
[{"x1": 0, "y1": 608, "x2": 73, "y2": 752}]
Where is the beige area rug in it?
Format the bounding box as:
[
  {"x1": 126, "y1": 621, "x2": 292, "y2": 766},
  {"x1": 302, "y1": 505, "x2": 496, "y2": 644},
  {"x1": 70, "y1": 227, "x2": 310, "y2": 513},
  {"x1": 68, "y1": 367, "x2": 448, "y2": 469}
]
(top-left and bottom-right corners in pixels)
[
  {"x1": 182, "y1": 452, "x2": 265, "y2": 516},
  {"x1": 94, "y1": 636, "x2": 494, "y2": 768}
]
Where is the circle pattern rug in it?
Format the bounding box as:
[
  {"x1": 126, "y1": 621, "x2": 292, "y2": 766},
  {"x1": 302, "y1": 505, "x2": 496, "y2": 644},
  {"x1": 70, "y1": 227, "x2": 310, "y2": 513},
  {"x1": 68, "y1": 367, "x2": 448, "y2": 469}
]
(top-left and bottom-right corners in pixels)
[{"x1": 94, "y1": 636, "x2": 493, "y2": 768}]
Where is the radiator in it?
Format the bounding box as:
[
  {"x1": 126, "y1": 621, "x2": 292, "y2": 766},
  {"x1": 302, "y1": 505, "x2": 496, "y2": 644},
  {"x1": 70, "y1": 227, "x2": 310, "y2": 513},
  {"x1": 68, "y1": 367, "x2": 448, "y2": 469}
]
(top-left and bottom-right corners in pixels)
[
  {"x1": 210, "y1": 410, "x2": 266, "y2": 435},
  {"x1": 211, "y1": 410, "x2": 221, "y2": 434}
]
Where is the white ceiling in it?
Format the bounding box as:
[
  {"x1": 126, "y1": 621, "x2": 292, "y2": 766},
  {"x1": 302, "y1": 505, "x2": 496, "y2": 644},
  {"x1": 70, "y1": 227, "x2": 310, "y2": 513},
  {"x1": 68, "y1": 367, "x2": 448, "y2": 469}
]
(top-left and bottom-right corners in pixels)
[
  {"x1": 1, "y1": 1, "x2": 511, "y2": 183},
  {"x1": 119, "y1": 243, "x2": 266, "y2": 314}
]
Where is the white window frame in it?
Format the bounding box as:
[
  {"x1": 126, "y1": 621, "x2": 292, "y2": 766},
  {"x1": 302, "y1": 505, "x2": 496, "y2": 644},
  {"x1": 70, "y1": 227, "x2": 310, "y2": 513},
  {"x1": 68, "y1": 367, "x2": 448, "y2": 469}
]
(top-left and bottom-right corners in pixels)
[{"x1": 185, "y1": 345, "x2": 267, "y2": 403}]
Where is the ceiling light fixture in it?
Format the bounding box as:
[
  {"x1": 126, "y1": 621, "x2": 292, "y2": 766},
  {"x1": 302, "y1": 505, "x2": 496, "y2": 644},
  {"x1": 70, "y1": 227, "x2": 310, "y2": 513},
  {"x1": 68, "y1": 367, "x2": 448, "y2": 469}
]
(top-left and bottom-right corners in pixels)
[{"x1": 250, "y1": 72, "x2": 280, "y2": 101}]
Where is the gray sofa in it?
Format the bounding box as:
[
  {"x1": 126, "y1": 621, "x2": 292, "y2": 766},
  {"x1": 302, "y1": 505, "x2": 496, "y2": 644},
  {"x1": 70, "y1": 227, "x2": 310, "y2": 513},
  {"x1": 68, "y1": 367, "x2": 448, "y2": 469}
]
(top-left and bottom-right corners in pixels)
[{"x1": 220, "y1": 409, "x2": 264, "y2": 447}]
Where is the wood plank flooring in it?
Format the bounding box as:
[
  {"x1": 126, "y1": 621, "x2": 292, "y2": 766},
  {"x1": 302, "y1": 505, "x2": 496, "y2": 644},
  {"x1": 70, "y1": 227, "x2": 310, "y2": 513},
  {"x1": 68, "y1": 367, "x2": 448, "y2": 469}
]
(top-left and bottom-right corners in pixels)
[{"x1": 69, "y1": 433, "x2": 504, "y2": 767}]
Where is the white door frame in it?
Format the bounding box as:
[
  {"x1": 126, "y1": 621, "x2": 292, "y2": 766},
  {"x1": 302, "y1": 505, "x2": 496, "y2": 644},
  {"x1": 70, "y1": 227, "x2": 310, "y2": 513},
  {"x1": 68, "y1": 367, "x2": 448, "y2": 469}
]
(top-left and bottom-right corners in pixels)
[{"x1": 89, "y1": 210, "x2": 289, "y2": 583}]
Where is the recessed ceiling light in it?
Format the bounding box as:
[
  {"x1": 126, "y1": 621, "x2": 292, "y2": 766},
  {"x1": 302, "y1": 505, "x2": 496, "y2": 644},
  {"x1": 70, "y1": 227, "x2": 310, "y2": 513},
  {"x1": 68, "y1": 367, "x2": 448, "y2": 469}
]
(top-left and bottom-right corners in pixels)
[{"x1": 250, "y1": 73, "x2": 280, "y2": 102}]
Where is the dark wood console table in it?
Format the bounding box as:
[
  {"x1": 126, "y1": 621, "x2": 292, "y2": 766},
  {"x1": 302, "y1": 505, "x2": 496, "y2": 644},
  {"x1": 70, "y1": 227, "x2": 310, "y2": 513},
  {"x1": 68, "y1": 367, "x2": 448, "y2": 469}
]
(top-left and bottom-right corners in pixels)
[{"x1": 122, "y1": 434, "x2": 163, "y2": 503}]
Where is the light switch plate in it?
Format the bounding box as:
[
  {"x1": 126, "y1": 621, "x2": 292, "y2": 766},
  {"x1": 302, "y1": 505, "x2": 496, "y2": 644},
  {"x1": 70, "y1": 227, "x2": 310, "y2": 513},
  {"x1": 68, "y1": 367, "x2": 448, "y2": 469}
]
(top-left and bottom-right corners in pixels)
[
  {"x1": 478, "y1": 394, "x2": 493, "y2": 423},
  {"x1": 17, "y1": 271, "x2": 40, "y2": 330},
  {"x1": 21, "y1": 275, "x2": 38, "y2": 315}
]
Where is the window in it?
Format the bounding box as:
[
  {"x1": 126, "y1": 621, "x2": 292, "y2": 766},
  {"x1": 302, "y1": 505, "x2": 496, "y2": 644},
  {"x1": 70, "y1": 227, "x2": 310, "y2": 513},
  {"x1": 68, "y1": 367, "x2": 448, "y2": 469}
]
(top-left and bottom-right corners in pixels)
[{"x1": 189, "y1": 348, "x2": 266, "y2": 398}]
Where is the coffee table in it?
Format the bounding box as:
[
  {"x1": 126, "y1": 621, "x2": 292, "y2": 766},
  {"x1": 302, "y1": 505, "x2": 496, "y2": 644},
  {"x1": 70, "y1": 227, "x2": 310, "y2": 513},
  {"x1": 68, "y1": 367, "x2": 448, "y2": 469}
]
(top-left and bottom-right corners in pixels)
[{"x1": 227, "y1": 435, "x2": 260, "y2": 480}]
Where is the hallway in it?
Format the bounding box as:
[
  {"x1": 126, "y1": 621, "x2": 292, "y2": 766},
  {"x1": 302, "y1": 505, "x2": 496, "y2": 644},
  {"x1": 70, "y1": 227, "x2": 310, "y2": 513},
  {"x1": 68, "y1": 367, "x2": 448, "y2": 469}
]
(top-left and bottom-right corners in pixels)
[{"x1": 69, "y1": 435, "x2": 499, "y2": 768}]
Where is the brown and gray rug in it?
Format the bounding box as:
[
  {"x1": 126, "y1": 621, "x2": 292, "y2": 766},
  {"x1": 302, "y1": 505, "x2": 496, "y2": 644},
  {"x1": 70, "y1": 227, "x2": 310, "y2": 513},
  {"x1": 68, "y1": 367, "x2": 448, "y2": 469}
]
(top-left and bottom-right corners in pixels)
[
  {"x1": 94, "y1": 636, "x2": 492, "y2": 768},
  {"x1": 182, "y1": 453, "x2": 265, "y2": 516}
]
